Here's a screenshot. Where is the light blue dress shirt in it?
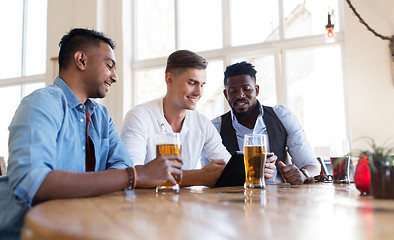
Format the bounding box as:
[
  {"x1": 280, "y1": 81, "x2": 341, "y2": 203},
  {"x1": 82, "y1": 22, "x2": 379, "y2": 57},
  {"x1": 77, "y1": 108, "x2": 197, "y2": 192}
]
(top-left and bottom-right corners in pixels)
[
  {"x1": 0, "y1": 77, "x2": 132, "y2": 238},
  {"x1": 205, "y1": 104, "x2": 318, "y2": 183}
]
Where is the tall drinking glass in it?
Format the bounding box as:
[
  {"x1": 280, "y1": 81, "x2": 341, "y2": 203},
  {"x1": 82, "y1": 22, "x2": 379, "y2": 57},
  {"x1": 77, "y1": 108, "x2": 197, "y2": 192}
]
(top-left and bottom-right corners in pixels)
[
  {"x1": 156, "y1": 132, "x2": 181, "y2": 193},
  {"x1": 329, "y1": 138, "x2": 350, "y2": 184},
  {"x1": 243, "y1": 134, "x2": 267, "y2": 189}
]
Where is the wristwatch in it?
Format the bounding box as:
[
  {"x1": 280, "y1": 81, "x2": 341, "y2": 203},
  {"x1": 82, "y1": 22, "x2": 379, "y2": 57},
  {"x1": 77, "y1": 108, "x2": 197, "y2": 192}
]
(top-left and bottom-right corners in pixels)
[{"x1": 300, "y1": 168, "x2": 314, "y2": 184}]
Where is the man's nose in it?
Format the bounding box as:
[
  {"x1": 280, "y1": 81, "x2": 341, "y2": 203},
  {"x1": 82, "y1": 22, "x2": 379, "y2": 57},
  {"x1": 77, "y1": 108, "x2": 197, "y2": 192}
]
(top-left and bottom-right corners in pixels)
[
  {"x1": 111, "y1": 70, "x2": 118, "y2": 83},
  {"x1": 235, "y1": 89, "x2": 246, "y2": 98},
  {"x1": 194, "y1": 84, "x2": 203, "y2": 96}
]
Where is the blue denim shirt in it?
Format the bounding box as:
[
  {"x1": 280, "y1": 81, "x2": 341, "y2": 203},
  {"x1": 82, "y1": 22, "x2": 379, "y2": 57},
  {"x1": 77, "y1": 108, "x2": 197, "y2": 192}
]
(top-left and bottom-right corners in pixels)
[{"x1": 0, "y1": 77, "x2": 132, "y2": 238}]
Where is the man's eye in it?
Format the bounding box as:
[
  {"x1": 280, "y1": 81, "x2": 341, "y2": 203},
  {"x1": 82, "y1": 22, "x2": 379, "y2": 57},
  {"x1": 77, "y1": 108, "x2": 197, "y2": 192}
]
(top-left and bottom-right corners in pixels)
[{"x1": 106, "y1": 64, "x2": 113, "y2": 70}]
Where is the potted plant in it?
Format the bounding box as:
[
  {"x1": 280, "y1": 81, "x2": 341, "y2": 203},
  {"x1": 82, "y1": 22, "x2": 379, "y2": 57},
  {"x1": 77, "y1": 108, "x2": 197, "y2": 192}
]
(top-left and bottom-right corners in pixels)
[{"x1": 354, "y1": 137, "x2": 394, "y2": 199}]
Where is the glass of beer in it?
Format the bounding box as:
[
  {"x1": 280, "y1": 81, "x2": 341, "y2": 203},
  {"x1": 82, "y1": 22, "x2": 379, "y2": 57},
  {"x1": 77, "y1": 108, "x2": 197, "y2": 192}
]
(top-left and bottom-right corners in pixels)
[
  {"x1": 156, "y1": 132, "x2": 181, "y2": 193},
  {"x1": 243, "y1": 134, "x2": 267, "y2": 189},
  {"x1": 329, "y1": 138, "x2": 350, "y2": 184}
]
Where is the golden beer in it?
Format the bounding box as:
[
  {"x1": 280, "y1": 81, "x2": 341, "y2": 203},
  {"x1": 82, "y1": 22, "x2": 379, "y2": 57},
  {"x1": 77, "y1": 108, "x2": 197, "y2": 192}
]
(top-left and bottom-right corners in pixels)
[
  {"x1": 155, "y1": 132, "x2": 181, "y2": 193},
  {"x1": 156, "y1": 144, "x2": 181, "y2": 156},
  {"x1": 244, "y1": 145, "x2": 266, "y2": 188},
  {"x1": 156, "y1": 144, "x2": 181, "y2": 188}
]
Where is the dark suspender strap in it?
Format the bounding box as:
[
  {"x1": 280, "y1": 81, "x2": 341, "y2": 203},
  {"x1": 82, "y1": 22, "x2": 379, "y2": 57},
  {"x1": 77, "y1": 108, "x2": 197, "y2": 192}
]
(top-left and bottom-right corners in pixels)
[
  {"x1": 262, "y1": 106, "x2": 288, "y2": 180},
  {"x1": 220, "y1": 111, "x2": 239, "y2": 154}
]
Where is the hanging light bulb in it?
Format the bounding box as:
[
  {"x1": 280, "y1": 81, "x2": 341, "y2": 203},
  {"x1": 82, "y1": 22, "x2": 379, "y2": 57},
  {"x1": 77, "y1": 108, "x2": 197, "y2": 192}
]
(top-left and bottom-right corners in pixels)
[
  {"x1": 326, "y1": 26, "x2": 334, "y2": 38},
  {"x1": 325, "y1": 10, "x2": 336, "y2": 41}
]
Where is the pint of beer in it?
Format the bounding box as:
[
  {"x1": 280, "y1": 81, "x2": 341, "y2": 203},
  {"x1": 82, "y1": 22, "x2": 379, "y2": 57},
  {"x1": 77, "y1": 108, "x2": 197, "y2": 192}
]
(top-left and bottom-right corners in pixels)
[
  {"x1": 156, "y1": 132, "x2": 181, "y2": 193},
  {"x1": 243, "y1": 134, "x2": 267, "y2": 189}
]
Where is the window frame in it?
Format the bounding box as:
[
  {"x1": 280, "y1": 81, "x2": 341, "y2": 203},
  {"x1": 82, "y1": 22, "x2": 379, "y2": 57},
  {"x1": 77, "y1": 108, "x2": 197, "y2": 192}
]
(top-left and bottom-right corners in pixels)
[{"x1": 0, "y1": 0, "x2": 46, "y2": 94}]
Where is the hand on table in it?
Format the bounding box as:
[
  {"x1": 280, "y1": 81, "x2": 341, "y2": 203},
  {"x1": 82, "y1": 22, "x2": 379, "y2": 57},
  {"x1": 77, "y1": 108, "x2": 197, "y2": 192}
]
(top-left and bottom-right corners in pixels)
[
  {"x1": 134, "y1": 154, "x2": 183, "y2": 188},
  {"x1": 264, "y1": 154, "x2": 277, "y2": 180},
  {"x1": 277, "y1": 161, "x2": 305, "y2": 185}
]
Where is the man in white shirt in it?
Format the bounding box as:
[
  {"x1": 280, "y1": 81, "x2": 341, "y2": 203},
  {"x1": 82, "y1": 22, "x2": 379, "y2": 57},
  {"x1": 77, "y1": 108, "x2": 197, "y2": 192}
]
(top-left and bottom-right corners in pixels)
[{"x1": 120, "y1": 50, "x2": 231, "y2": 187}]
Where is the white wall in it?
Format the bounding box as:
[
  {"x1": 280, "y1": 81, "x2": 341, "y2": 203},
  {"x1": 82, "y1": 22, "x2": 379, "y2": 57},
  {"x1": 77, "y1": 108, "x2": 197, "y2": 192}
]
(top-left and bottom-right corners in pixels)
[
  {"x1": 46, "y1": 0, "x2": 98, "y2": 83},
  {"x1": 343, "y1": 0, "x2": 394, "y2": 150},
  {"x1": 46, "y1": 0, "x2": 394, "y2": 150}
]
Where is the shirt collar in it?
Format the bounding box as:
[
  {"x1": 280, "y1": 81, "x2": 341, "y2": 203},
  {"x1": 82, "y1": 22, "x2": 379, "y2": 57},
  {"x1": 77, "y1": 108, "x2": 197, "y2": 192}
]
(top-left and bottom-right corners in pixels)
[
  {"x1": 158, "y1": 96, "x2": 190, "y2": 133},
  {"x1": 53, "y1": 76, "x2": 98, "y2": 112}
]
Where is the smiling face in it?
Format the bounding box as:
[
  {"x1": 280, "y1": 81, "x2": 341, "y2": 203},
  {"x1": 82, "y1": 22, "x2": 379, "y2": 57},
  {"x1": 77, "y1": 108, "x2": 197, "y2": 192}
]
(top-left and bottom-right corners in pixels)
[
  {"x1": 84, "y1": 42, "x2": 118, "y2": 99},
  {"x1": 165, "y1": 68, "x2": 206, "y2": 111},
  {"x1": 224, "y1": 74, "x2": 259, "y2": 116}
]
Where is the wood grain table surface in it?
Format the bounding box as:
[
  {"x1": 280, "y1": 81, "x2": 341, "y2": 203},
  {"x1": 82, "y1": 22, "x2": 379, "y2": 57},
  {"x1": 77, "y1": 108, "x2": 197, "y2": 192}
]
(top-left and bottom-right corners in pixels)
[{"x1": 21, "y1": 183, "x2": 394, "y2": 240}]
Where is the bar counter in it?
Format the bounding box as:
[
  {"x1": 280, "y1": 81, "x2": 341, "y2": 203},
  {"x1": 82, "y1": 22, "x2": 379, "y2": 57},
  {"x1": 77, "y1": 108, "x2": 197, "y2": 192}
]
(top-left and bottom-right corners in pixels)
[{"x1": 21, "y1": 183, "x2": 394, "y2": 240}]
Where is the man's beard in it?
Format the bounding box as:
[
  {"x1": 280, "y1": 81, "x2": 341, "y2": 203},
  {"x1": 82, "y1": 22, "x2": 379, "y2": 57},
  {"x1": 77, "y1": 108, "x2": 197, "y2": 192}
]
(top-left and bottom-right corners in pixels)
[{"x1": 233, "y1": 100, "x2": 258, "y2": 120}]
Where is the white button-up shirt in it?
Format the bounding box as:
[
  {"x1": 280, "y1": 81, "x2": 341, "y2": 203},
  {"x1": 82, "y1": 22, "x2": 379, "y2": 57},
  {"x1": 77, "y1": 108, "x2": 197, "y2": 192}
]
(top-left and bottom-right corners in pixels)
[{"x1": 120, "y1": 97, "x2": 231, "y2": 170}]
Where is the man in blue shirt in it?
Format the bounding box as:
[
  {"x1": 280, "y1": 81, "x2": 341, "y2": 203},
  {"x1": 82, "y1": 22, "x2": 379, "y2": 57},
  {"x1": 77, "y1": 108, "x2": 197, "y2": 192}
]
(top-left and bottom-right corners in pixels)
[
  {"x1": 0, "y1": 28, "x2": 182, "y2": 238},
  {"x1": 210, "y1": 61, "x2": 320, "y2": 185}
]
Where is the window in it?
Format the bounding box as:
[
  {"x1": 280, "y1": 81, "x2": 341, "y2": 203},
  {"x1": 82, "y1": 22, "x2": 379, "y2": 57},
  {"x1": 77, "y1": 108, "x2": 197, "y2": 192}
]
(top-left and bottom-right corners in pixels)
[
  {"x1": 178, "y1": 0, "x2": 222, "y2": 51},
  {"x1": 135, "y1": 0, "x2": 174, "y2": 60},
  {"x1": 230, "y1": 0, "x2": 279, "y2": 45},
  {"x1": 285, "y1": 46, "x2": 346, "y2": 148},
  {"x1": 0, "y1": 0, "x2": 47, "y2": 162},
  {"x1": 134, "y1": 67, "x2": 166, "y2": 104},
  {"x1": 131, "y1": 0, "x2": 344, "y2": 156},
  {"x1": 0, "y1": 1, "x2": 23, "y2": 79}
]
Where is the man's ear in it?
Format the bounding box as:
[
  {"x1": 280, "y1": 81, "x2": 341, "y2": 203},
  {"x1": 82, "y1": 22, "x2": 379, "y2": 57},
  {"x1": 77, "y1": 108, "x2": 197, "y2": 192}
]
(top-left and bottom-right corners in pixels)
[
  {"x1": 255, "y1": 84, "x2": 260, "y2": 97},
  {"x1": 223, "y1": 88, "x2": 229, "y2": 100},
  {"x1": 74, "y1": 51, "x2": 87, "y2": 71},
  {"x1": 165, "y1": 72, "x2": 174, "y2": 86}
]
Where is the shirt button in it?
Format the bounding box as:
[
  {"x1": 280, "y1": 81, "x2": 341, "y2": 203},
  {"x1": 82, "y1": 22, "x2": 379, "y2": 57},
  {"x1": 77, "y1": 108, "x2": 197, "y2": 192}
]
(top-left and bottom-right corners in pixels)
[
  {"x1": 82, "y1": 146, "x2": 85, "y2": 150},
  {"x1": 80, "y1": 105, "x2": 83, "y2": 109},
  {"x1": 80, "y1": 119, "x2": 84, "y2": 122}
]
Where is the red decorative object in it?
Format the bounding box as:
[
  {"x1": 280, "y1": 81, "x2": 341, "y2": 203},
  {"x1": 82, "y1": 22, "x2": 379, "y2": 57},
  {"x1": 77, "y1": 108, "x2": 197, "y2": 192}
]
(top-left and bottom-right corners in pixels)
[{"x1": 354, "y1": 154, "x2": 371, "y2": 195}]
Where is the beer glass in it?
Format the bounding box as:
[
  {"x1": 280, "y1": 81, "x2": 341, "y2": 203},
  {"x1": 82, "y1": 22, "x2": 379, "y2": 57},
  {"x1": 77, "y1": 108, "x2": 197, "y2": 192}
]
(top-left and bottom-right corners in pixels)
[
  {"x1": 329, "y1": 138, "x2": 350, "y2": 184},
  {"x1": 243, "y1": 134, "x2": 267, "y2": 189},
  {"x1": 156, "y1": 132, "x2": 181, "y2": 193}
]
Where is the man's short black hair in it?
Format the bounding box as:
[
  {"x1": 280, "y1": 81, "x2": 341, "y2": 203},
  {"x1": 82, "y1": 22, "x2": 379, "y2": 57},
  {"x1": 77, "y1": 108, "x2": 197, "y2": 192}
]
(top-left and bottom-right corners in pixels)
[
  {"x1": 58, "y1": 28, "x2": 115, "y2": 71},
  {"x1": 223, "y1": 61, "x2": 257, "y2": 85}
]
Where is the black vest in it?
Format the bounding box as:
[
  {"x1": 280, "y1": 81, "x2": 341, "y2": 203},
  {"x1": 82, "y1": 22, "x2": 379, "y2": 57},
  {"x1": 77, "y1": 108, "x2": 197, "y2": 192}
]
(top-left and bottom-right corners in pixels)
[{"x1": 220, "y1": 106, "x2": 288, "y2": 180}]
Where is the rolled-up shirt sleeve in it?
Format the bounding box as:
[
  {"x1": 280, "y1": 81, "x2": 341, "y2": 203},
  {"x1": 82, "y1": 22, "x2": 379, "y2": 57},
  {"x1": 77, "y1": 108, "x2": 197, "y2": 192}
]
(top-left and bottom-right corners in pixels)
[{"x1": 7, "y1": 90, "x2": 62, "y2": 207}]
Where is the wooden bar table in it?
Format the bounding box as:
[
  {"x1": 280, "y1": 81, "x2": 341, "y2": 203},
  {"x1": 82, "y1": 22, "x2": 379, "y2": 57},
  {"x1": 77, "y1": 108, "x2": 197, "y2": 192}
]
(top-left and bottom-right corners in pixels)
[{"x1": 21, "y1": 183, "x2": 394, "y2": 240}]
